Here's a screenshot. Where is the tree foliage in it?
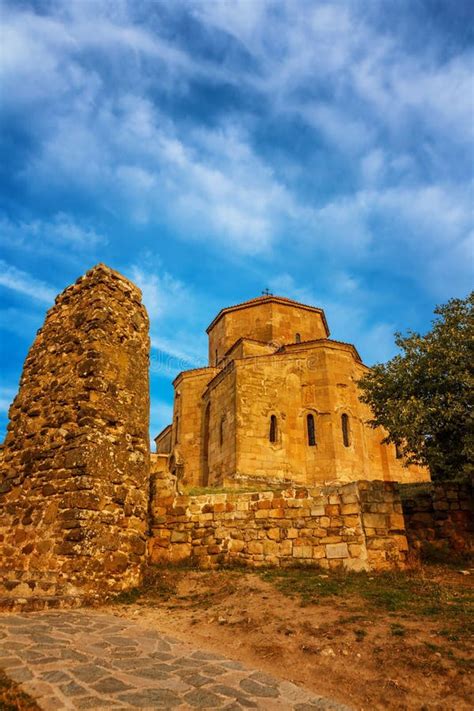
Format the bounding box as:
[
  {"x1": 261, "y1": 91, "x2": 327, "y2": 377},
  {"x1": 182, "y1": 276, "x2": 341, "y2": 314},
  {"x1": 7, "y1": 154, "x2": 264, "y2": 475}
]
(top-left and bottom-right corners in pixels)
[{"x1": 358, "y1": 292, "x2": 474, "y2": 482}]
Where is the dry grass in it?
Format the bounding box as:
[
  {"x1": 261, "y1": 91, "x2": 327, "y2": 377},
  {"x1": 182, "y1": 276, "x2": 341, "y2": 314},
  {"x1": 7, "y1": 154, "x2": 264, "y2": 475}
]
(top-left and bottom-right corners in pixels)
[{"x1": 0, "y1": 669, "x2": 40, "y2": 711}]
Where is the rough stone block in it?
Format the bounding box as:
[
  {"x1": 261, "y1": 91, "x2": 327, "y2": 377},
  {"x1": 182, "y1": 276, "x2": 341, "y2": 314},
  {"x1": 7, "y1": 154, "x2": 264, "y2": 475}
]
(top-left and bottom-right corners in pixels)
[
  {"x1": 389, "y1": 514, "x2": 406, "y2": 531},
  {"x1": 341, "y1": 503, "x2": 359, "y2": 515},
  {"x1": 293, "y1": 545, "x2": 312, "y2": 559},
  {"x1": 325, "y1": 543, "x2": 349, "y2": 559},
  {"x1": 363, "y1": 513, "x2": 387, "y2": 529}
]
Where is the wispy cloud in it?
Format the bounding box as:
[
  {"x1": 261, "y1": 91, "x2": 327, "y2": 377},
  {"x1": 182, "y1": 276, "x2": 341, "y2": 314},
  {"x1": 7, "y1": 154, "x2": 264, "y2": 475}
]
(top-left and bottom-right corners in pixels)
[
  {"x1": 128, "y1": 257, "x2": 208, "y2": 367},
  {"x1": 0, "y1": 213, "x2": 107, "y2": 253},
  {"x1": 0, "y1": 260, "x2": 56, "y2": 304},
  {"x1": 0, "y1": 0, "x2": 472, "y2": 441},
  {"x1": 1, "y1": 0, "x2": 471, "y2": 279}
]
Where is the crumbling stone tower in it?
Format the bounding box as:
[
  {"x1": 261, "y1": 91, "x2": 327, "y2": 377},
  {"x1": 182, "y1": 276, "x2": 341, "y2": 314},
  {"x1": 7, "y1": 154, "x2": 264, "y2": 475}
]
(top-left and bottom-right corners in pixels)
[{"x1": 0, "y1": 264, "x2": 150, "y2": 607}]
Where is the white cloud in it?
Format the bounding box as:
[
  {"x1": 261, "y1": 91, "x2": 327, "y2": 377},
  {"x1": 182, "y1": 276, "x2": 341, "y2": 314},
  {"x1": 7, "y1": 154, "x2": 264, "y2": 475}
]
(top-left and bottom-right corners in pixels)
[
  {"x1": 0, "y1": 213, "x2": 107, "y2": 252},
  {"x1": 129, "y1": 262, "x2": 191, "y2": 322},
  {"x1": 268, "y1": 272, "x2": 397, "y2": 364},
  {"x1": 128, "y1": 259, "x2": 208, "y2": 367},
  {"x1": 0, "y1": 261, "x2": 56, "y2": 305},
  {"x1": 25, "y1": 90, "x2": 303, "y2": 254},
  {"x1": 0, "y1": 0, "x2": 471, "y2": 297}
]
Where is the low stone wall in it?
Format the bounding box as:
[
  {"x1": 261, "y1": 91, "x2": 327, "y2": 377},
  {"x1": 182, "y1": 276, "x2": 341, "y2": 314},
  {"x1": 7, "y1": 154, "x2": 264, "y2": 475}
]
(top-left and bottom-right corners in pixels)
[
  {"x1": 401, "y1": 482, "x2": 473, "y2": 555},
  {"x1": 149, "y1": 479, "x2": 408, "y2": 571}
]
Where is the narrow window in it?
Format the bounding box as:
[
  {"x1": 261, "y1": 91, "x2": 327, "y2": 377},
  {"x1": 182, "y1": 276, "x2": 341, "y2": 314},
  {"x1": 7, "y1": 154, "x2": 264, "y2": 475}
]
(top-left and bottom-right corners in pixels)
[
  {"x1": 307, "y1": 414, "x2": 316, "y2": 446},
  {"x1": 295, "y1": 333, "x2": 301, "y2": 343},
  {"x1": 219, "y1": 417, "x2": 225, "y2": 446},
  {"x1": 341, "y1": 413, "x2": 350, "y2": 447},
  {"x1": 202, "y1": 403, "x2": 210, "y2": 486},
  {"x1": 175, "y1": 415, "x2": 179, "y2": 444},
  {"x1": 395, "y1": 443, "x2": 403, "y2": 459},
  {"x1": 215, "y1": 349, "x2": 218, "y2": 366},
  {"x1": 269, "y1": 415, "x2": 277, "y2": 443}
]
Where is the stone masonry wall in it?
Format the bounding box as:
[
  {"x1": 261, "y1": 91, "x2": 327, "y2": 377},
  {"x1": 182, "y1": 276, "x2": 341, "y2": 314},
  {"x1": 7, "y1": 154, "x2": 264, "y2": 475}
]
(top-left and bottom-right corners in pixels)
[
  {"x1": 401, "y1": 482, "x2": 473, "y2": 556},
  {"x1": 149, "y1": 478, "x2": 408, "y2": 571},
  {"x1": 0, "y1": 264, "x2": 150, "y2": 608}
]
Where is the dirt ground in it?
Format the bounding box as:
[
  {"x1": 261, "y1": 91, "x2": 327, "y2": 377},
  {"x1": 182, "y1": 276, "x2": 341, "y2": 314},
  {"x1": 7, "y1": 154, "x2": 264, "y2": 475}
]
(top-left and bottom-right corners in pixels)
[{"x1": 110, "y1": 562, "x2": 473, "y2": 711}]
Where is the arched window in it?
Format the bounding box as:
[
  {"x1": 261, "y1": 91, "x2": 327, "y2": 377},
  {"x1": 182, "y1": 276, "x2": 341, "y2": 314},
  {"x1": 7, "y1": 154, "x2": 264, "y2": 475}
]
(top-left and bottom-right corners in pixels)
[
  {"x1": 219, "y1": 417, "x2": 225, "y2": 446},
  {"x1": 295, "y1": 333, "x2": 301, "y2": 343},
  {"x1": 269, "y1": 415, "x2": 277, "y2": 443},
  {"x1": 395, "y1": 443, "x2": 403, "y2": 459},
  {"x1": 307, "y1": 414, "x2": 316, "y2": 446},
  {"x1": 341, "y1": 413, "x2": 350, "y2": 447}
]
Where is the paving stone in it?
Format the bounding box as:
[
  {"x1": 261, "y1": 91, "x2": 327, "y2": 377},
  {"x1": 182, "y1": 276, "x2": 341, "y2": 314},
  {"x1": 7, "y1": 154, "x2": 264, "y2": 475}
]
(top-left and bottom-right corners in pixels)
[
  {"x1": 105, "y1": 636, "x2": 139, "y2": 647},
  {"x1": 191, "y1": 651, "x2": 227, "y2": 661},
  {"x1": 59, "y1": 680, "x2": 89, "y2": 697},
  {"x1": 29, "y1": 655, "x2": 63, "y2": 665},
  {"x1": 240, "y1": 678, "x2": 280, "y2": 698},
  {"x1": 202, "y1": 664, "x2": 229, "y2": 677},
  {"x1": 128, "y1": 666, "x2": 170, "y2": 680},
  {"x1": 149, "y1": 651, "x2": 174, "y2": 661},
  {"x1": 110, "y1": 658, "x2": 151, "y2": 671},
  {"x1": 158, "y1": 677, "x2": 192, "y2": 693},
  {"x1": 118, "y1": 688, "x2": 182, "y2": 707},
  {"x1": 0, "y1": 656, "x2": 23, "y2": 668},
  {"x1": 175, "y1": 656, "x2": 202, "y2": 667},
  {"x1": 73, "y1": 664, "x2": 109, "y2": 683},
  {"x1": 75, "y1": 696, "x2": 122, "y2": 709},
  {"x1": 60, "y1": 649, "x2": 89, "y2": 662},
  {"x1": 178, "y1": 671, "x2": 214, "y2": 687},
  {"x1": 0, "y1": 611, "x2": 350, "y2": 711},
  {"x1": 40, "y1": 670, "x2": 72, "y2": 683},
  {"x1": 279, "y1": 680, "x2": 316, "y2": 704},
  {"x1": 211, "y1": 684, "x2": 258, "y2": 707},
  {"x1": 6, "y1": 666, "x2": 34, "y2": 683},
  {"x1": 221, "y1": 660, "x2": 246, "y2": 670},
  {"x1": 185, "y1": 687, "x2": 226, "y2": 707},
  {"x1": 249, "y1": 671, "x2": 278, "y2": 687},
  {"x1": 92, "y1": 676, "x2": 133, "y2": 694}
]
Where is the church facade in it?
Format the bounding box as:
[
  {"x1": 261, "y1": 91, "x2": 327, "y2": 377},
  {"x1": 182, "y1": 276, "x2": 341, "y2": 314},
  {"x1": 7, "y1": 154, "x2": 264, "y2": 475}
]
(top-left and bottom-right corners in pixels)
[{"x1": 155, "y1": 295, "x2": 429, "y2": 487}]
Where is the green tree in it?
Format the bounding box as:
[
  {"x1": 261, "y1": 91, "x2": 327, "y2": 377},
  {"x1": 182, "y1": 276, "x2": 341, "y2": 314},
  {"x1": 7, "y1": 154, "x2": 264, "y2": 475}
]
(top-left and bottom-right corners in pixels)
[{"x1": 358, "y1": 292, "x2": 474, "y2": 482}]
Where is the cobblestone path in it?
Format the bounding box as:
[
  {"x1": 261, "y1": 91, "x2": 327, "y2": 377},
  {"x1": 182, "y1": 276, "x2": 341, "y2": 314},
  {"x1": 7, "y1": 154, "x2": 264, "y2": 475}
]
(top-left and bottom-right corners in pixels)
[{"x1": 0, "y1": 611, "x2": 350, "y2": 710}]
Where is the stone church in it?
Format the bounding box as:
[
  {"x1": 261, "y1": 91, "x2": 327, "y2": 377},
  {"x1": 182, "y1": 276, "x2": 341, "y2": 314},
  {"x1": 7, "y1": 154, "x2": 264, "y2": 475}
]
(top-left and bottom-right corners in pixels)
[{"x1": 155, "y1": 295, "x2": 428, "y2": 487}]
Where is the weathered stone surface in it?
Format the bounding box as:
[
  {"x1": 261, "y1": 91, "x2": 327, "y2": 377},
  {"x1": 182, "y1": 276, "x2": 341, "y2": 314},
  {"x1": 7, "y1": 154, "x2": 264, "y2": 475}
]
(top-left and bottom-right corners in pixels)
[
  {"x1": 149, "y1": 479, "x2": 409, "y2": 571},
  {"x1": 401, "y1": 482, "x2": 473, "y2": 555},
  {"x1": 0, "y1": 264, "x2": 150, "y2": 606}
]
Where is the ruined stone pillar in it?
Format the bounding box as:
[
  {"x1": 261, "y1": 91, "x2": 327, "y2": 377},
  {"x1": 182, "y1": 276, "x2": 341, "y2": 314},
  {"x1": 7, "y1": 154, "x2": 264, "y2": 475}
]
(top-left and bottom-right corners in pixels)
[{"x1": 0, "y1": 264, "x2": 150, "y2": 608}]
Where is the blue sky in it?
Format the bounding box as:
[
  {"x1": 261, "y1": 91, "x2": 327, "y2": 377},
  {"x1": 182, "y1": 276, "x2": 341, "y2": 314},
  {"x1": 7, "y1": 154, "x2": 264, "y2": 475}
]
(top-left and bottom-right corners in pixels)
[{"x1": 1, "y1": 0, "x2": 473, "y2": 439}]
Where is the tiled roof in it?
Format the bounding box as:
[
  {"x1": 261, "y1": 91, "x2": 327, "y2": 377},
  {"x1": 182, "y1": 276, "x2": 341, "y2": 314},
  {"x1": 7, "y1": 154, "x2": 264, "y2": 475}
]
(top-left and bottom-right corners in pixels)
[
  {"x1": 206, "y1": 295, "x2": 330, "y2": 336},
  {"x1": 277, "y1": 338, "x2": 362, "y2": 362},
  {"x1": 153, "y1": 424, "x2": 172, "y2": 442},
  {"x1": 172, "y1": 366, "x2": 217, "y2": 387}
]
